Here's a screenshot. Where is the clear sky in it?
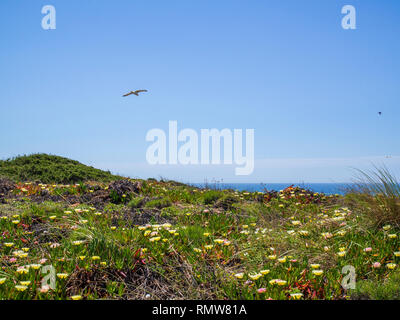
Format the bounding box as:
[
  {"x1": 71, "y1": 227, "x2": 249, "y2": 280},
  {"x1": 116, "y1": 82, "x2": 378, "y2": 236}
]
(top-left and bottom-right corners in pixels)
[{"x1": 1, "y1": 0, "x2": 399, "y2": 183}]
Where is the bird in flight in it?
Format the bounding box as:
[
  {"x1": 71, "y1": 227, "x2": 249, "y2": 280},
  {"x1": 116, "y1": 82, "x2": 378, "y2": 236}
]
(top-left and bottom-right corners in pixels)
[
  {"x1": 123, "y1": 89, "x2": 148, "y2": 97},
  {"x1": 378, "y1": 112, "x2": 382, "y2": 115}
]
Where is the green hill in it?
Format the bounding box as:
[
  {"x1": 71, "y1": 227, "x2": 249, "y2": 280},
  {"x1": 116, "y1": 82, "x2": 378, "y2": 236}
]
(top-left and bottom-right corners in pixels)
[{"x1": 0, "y1": 154, "x2": 123, "y2": 184}]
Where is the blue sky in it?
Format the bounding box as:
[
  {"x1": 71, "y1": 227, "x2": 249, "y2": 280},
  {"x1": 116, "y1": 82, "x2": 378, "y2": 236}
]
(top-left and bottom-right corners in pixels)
[{"x1": 1, "y1": 0, "x2": 399, "y2": 183}]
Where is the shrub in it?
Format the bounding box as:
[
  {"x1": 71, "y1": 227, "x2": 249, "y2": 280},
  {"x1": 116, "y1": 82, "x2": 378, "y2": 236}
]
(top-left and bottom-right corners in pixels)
[
  {"x1": 351, "y1": 272, "x2": 400, "y2": 300},
  {"x1": 145, "y1": 197, "x2": 172, "y2": 209},
  {"x1": 202, "y1": 190, "x2": 223, "y2": 205},
  {"x1": 348, "y1": 165, "x2": 400, "y2": 228},
  {"x1": 0, "y1": 154, "x2": 122, "y2": 184}
]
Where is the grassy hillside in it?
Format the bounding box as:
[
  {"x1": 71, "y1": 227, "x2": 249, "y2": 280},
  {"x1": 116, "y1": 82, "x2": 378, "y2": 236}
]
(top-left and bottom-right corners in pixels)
[{"x1": 0, "y1": 154, "x2": 122, "y2": 184}]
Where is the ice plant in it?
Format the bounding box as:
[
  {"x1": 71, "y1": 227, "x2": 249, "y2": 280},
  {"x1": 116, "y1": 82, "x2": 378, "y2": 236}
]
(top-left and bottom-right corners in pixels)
[
  {"x1": 15, "y1": 285, "x2": 28, "y2": 292},
  {"x1": 312, "y1": 270, "x2": 324, "y2": 276},
  {"x1": 290, "y1": 293, "x2": 303, "y2": 300}
]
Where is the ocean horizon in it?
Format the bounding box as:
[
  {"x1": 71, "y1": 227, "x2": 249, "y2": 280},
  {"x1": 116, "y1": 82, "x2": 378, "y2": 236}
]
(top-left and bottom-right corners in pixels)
[{"x1": 190, "y1": 183, "x2": 353, "y2": 195}]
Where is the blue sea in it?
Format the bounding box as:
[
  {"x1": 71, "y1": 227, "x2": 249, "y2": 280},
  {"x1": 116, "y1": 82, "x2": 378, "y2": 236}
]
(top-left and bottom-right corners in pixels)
[{"x1": 191, "y1": 183, "x2": 353, "y2": 195}]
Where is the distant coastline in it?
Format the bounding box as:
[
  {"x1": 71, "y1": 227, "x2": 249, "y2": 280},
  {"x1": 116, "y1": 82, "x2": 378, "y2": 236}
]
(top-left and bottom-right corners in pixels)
[{"x1": 190, "y1": 183, "x2": 353, "y2": 195}]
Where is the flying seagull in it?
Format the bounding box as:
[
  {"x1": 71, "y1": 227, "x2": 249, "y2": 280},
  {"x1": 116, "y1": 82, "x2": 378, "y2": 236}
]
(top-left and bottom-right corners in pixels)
[
  {"x1": 378, "y1": 112, "x2": 382, "y2": 115},
  {"x1": 123, "y1": 89, "x2": 148, "y2": 97}
]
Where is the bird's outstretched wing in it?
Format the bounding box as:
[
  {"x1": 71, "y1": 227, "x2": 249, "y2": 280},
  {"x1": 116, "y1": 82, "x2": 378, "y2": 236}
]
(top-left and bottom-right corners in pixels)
[
  {"x1": 123, "y1": 89, "x2": 148, "y2": 97},
  {"x1": 123, "y1": 91, "x2": 134, "y2": 97}
]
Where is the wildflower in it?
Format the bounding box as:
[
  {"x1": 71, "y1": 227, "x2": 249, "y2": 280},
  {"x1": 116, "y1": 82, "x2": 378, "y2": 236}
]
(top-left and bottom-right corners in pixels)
[
  {"x1": 388, "y1": 234, "x2": 397, "y2": 239},
  {"x1": 243, "y1": 225, "x2": 249, "y2": 229},
  {"x1": 100, "y1": 262, "x2": 107, "y2": 266},
  {"x1": 276, "y1": 280, "x2": 287, "y2": 286},
  {"x1": 372, "y1": 262, "x2": 381, "y2": 268},
  {"x1": 72, "y1": 240, "x2": 84, "y2": 246},
  {"x1": 64, "y1": 211, "x2": 72, "y2": 214},
  {"x1": 383, "y1": 225, "x2": 391, "y2": 231},
  {"x1": 278, "y1": 257, "x2": 287, "y2": 263},
  {"x1": 234, "y1": 273, "x2": 244, "y2": 279},
  {"x1": 260, "y1": 269, "x2": 270, "y2": 275},
  {"x1": 394, "y1": 252, "x2": 400, "y2": 257},
  {"x1": 12, "y1": 220, "x2": 20, "y2": 224},
  {"x1": 312, "y1": 270, "x2": 324, "y2": 276},
  {"x1": 149, "y1": 236, "x2": 161, "y2": 242},
  {"x1": 287, "y1": 230, "x2": 295, "y2": 235},
  {"x1": 214, "y1": 239, "x2": 224, "y2": 244},
  {"x1": 57, "y1": 273, "x2": 69, "y2": 279},
  {"x1": 291, "y1": 221, "x2": 301, "y2": 226},
  {"x1": 49, "y1": 216, "x2": 57, "y2": 220},
  {"x1": 91, "y1": 256, "x2": 100, "y2": 260},
  {"x1": 339, "y1": 247, "x2": 346, "y2": 252},
  {"x1": 268, "y1": 255, "x2": 277, "y2": 260},
  {"x1": 20, "y1": 281, "x2": 31, "y2": 286},
  {"x1": 387, "y1": 263, "x2": 397, "y2": 270},
  {"x1": 290, "y1": 293, "x2": 303, "y2": 300},
  {"x1": 204, "y1": 245, "x2": 213, "y2": 250},
  {"x1": 363, "y1": 247, "x2": 372, "y2": 252},
  {"x1": 40, "y1": 285, "x2": 50, "y2": 293},
  {"x1": 337, "y1": 251, "x2": 346, "y2": 257},
  {"x1": 30, "y1": 264, "x2": 41, "y2": 270},
  {"x1": 310, "y1": 264, "x2": 320, "y2": 269},
  {"x1": 257, "y1": 288, "x2": 267, "y2": 294},
  {"x1": 15, "y1": 285, "x2": 28, "y2": 292},
  {"x1": 4, "y1": 242, "x2": 14, "y2": 247},
  {"x1": 144, "y1": 230, "x2": 151, "y2": 236},
  {"x1": 299, "y1": 230, "x2": 309, "y2": 236},
  {"x1": 39, "y1": 258, "x2": 47, "y2": 264},
  {"x1": 321, "y1": 232, "x2": 333, "y2": 239},
  {"x1": 193, "y1": 248, "x2": 202, "y2": 253},
  {"x1": 71, "y1": 295, "x2": 82, "y2": 300},
  {"x1": 16, "y1": 267, "x2": 29, "y2": 274},
  {"x1": 248, "y1": 273, "x2": 262, "y2": 281},
  {"x1": 22, "y1": 247, "x2": 30, "y2": 252},
  {"x1": 50, "y1": 243, "x2": 60, "y2": 249},
  {"x1": 79, "y1": 256, "x2": 86, "y2": 260},
  {"x1": 111, "y1": 226, "x2": 117, "y2": 230},
  {"x1": 0, "y1": 278, "x2": 6, "y2": 284},
  {"x1": 223, "y1": 240, "x2": 231, "y2": 246}
]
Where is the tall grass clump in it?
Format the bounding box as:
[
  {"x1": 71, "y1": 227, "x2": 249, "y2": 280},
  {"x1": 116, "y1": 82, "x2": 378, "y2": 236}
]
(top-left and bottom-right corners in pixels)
[{"x1": 348, "y1": 165, "x2": 400, "y2": 228}]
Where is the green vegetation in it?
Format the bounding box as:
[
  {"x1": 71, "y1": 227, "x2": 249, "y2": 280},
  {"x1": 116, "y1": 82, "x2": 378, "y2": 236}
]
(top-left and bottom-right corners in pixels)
[
  {"x1": 0, "y1": 155, "x2": 399, "y2": 300},
  {"x1": 0, "y1": 154, "x2": 122, "y2": 184}
]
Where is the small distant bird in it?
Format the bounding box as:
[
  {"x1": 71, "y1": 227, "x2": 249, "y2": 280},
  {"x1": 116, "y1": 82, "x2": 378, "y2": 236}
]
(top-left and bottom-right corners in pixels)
[
  {"x1": 378, "y1": 112, "x2": 382, "y2": 115},
  {"x1": 123, "y1": 89, "x2": 148, "y2": 97}
]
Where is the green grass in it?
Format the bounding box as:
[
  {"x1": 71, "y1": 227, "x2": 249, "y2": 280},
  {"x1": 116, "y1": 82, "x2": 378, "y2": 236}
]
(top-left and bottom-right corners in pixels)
[
  {"x1": 0, "y1": 154, "x2": 122, "y2": 184},
  {"x1": 0, "y1": 156, "x2": 399, "y2": 300}
]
